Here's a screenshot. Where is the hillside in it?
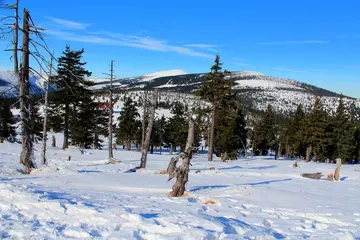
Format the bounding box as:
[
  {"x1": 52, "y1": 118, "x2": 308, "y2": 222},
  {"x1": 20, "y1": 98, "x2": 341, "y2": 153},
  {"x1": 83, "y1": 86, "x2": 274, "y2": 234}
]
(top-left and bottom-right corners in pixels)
[
  {"x1": 0, "y1": 71, "x2": 46, "y2": 98},
  {"x1": 93, "y1": 70, "x2": 360, "y2": 115},
  {"x1": 2, "y1": 69, "x2": 359, "y2": 115}
]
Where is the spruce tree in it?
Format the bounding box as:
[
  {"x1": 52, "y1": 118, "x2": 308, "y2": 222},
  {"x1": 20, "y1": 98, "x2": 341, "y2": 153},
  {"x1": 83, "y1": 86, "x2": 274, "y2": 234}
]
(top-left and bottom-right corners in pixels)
[
  {"x1": 29, "y1": 100, "x2": 43, "y2": 143},
  {"x1": 305, "y1": 96, "x2": 329, "y2": 161},
  {"x1": 150, "y1": 115, "x2": 166, "y2": 154},
  {"x1": 252, "y1": 104, "x2": 277, "y2": 157},
  {"x1": 48, "y1": 45, "x2": 92, "y2": 149},
  {"x1": 198, "y1": 55, "x2": 234, "y2": 160},
  {"x1": 0, "y1": 102, "x2": 16, "y2": 141},
  {"x1": 92, "y1": 104, "x2": 109, "y2": 150},
  {"x1": 115, "y1": 97, "x2": 140, "y2": 150},
  {"x1": 165, "y1": 102, "x2": 188, "y2": 153},
  {"x1": 214, "y1": 101, "x2": 247, "y2": 160},
  {"x1": 280, "y1": 104, "x2": 306, "y2": 158}
]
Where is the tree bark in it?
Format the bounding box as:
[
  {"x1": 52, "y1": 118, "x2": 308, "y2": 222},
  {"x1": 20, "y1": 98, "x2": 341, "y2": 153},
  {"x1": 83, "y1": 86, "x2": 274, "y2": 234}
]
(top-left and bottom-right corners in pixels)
[
  {"x1": 63, "y1": 103, "x2": 69, "y2": 149},
  {"x1": 170, "y1": 144, "x2": 173, "y2": 155},
  {"x1": 140, "y1": 91, "x2": 157, "y2": 169},
  {"x1": 306, "y1": 145, "x2": 312, "y2": 162},
  {"x1": 170, "y1": 117, "x2": 195, "y2": 197},
  {"x1": 41, "y1": 58, "x2": 52, "y2": 165},
  {"x1": 108, "y1": 60, "x2": 114, "y2": 161},
  {"x1": 141, "y1": 91, "x2": 148, "y2": 150},
  {"x1": 52, "y1": 135, "x2": 56, "y2": 147},
  {"x1": 208, "y1": 105, "x2": 215, "y2": 161},
  {"x1": 19, "y1": 9, "x2": 35, "y2": 174},
  {"x1": 13, "y1": 0, "x2": 19, "y2": 73}
]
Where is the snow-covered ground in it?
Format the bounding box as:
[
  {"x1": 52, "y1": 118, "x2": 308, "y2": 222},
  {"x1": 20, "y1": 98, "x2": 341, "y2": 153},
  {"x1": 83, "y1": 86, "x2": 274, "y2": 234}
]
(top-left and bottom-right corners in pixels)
[{"x1": 1, "y1": 136, "x2": 360, "y2": 239}]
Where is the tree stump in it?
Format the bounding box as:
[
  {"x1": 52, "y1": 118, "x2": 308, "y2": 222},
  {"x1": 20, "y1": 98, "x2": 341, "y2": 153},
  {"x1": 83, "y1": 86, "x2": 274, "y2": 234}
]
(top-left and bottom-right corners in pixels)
[
  {"x1": 167, "y1": 117, "x2": 195, "y2": 197},
  {"x1": 0, "y1": 137, "x2": 4, "y2": 143},
  {"x1": 334, "y1": 158, "x2": 341, "y2": 181},
  {"x1": 327, "y1": 173, "x2": 334, "y2": 181}
]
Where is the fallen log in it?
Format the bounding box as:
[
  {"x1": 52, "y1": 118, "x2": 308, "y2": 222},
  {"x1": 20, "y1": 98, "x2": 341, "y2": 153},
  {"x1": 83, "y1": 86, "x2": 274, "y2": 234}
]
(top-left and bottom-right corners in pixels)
[{"x1": 301, "y1": 172, "x2": 322, "y2": 179}]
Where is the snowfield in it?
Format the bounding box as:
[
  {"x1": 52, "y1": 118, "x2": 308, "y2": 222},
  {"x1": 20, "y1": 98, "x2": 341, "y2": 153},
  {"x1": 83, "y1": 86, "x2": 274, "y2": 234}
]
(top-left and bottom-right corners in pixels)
[{"x1": 1, "y1": 136, "x2": 360, "y2": 239}]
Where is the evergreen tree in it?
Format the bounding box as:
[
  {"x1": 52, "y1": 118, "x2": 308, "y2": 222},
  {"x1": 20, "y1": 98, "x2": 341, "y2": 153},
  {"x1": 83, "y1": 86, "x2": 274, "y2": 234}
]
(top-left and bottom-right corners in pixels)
[
  {"x1": 305, "y1": 97, "x2": 330, "y2": 161},
  {"x1": 115, "y1": 97, "x2": 140, "y2": 150},
  {"x1": 0, "y1": 102, "x2": 16, "y2": 141},
  {"x1": 252, "y1": 104, "x2": 278, "y2": 157},
  {"x1": 92, "y1": 104, "x2": 109, "y2": 150},
  {"x1": 198, "y1": 55, "x2": 234, "y2": 160},
  {"x1": 48, "y1": 45, "x2": 92, "y2": 149},
  {"x1": 150, "y1": 115, "x2": 166, "y2": 153},
  {"x1": 29, "y1": 100, "x2": 43, "y2": 143},
  {"x1": 165, "y1": 102, "x2": 188, "y2": 153},
  {"x1": 214, "y1": 101, "x2": 247, "y2": 160}
]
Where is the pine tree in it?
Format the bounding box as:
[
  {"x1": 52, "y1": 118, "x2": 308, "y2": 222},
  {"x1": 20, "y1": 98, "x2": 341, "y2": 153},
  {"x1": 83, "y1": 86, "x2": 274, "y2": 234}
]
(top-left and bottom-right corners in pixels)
[
  {"x1": 29, "y1": 100, "x2": 43, "y2": 143},
  {"x1": 252, "y1": 104, "x2": 277, "y2": 157},
  {"x1": 305, "y1": 97, "x2": 329, "y2": 161},
  {"x1": 165, "y1": 102, "x2": 188, "y2": 154},
  {"x1": 92, "y1": 104, "x2": 109, "y2": 150},
  {"x1": 48, "y1": 45, "x2": 92, "y2": 149},
  {"x1": 115, "y1": 97, "x2": 140, "y2": 150},
  {"x1": 280, "y1": 104, "x2": 306, "y2": 158},
  {"x1": 0, "y1": 102, "x2": 16, "y2": 141},
  {"x1": 198, "y1": 55, "x2": 234, "y2": 161},
  {"x1": 214, "y1": 101, "x2": 247, "y2": 160},
  {"x1": 150, "y1": 115, "x2": 166, "y2": 154}
]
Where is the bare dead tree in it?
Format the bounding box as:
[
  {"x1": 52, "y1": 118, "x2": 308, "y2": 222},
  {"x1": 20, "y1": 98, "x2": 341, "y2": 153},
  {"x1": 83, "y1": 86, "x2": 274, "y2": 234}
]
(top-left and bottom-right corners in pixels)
[
  {"x1": 141, "y1": 90, "x2": 148, "y2": 149},
  {"x1": 41, "y1": 56, "x2": 53, "y2": 165},
  {"x1": 0, "y1": 0, "x2": 19, "y2": 72},
  {"x1": 140, "y1": 90, "x2": 157, "y2": 169},
  {"x1": 167, "y1": 115, "x2": 196, "y2": 197},
  {"x1": 108, "y1": 60, "x2": 115, "y2": 161},
  {"x1": 208, "y1": 105, "x2": 215, "y2": 161},
  {"x1": 19, "y1": 9, "x2": 35, "y2": 174}
]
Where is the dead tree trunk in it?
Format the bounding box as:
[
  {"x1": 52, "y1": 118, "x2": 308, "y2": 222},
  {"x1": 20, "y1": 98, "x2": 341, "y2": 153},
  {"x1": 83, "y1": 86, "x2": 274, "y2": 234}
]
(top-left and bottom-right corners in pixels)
[
  {"x1": 169, "y1": 144, "x2": 173, "y2": 155},
  {"x1": 169, "y1": 116, "x2": 195, "y2": 197},
  {"x1": 19, "y1": 9, "x2": 35, "y2": 174},
  {"x1": 13, "y1": 0, "x2": 19, "y2": 73},
  {"x1": 41, "y1": 57, "x2": 52, "y2": 165},
  {"x1": 62, "y1": 103, "x2": 69, "y2": 149},
  {"x1": 140, "y1": 91, "x2": 157, "y2": 169},
  {"x1": 51, "y1": 135, "x2": 56, "y2": 147},
  {"x1": 141, "y1": 91, "x2": 148, "y2": 150},
  {"x1": 208, "y1": 105, "x2": 215, "y2": 161},
  {"x1": 306, "y1": 145, "x2": 312, "y2": 162},
  {"x1": 108, "y1": 60, "x2": 114, "y2": 161},
  {"x1": 334, "y1": 158, "x2": 342, "y2": 181}
]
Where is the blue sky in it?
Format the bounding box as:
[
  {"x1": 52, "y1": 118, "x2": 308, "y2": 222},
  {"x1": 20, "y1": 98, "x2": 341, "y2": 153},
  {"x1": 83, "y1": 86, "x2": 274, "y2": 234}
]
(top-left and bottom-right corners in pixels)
[{"x1": 1, "y1": 0, "x2": 360, "y2": 97}]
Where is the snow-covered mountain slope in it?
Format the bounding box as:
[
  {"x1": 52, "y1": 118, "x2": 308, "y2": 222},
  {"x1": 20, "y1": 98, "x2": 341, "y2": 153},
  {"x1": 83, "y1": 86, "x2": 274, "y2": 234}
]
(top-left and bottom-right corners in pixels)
[
  {"x1": 91, "y1": 70, "x2": 188, "y2": 91},
  {"x1": 93, "y1": 71, "x2": 360, "y2": 115},
  {"x1": 0, "y1": 71, "x2": 46, "y2": 98}
]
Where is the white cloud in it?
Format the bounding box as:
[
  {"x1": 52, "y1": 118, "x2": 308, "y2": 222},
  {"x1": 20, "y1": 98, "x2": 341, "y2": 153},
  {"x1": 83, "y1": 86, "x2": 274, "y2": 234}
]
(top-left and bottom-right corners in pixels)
[
  {"x1": 46, "y1": 30, "x2": 213, "y2": 58},
  {"x1": 272, "y1": 67, "x2": 303, "y2": 73},
  {"x1": 259, "y1": 40, "x2": 328, "y2": 45},
  {"x1": 184, "y1": 44, "x2": 218, "y2": 53},
  {"x1": 227, "y1": 60, "x2": 251, "y2": 67},
  {"x1": 46, "y1": 17, "x2": 90, "y2": 30}
]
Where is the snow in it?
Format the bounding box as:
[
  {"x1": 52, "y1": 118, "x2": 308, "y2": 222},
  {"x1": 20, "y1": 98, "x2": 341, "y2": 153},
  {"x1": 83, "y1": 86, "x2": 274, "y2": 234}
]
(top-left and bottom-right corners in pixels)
[
  {"x1": 1, "y1": 136, "x2": 360, "y2": 239},
  {"x1": 143, "y1": 69, "x2": 187, "y2": 81},
  {"x1": 235, "y1": 79, "x2": 303, "y2": 91},
  {"x1": 230, "y1": 71, "x2": 265, "y2": 77}
]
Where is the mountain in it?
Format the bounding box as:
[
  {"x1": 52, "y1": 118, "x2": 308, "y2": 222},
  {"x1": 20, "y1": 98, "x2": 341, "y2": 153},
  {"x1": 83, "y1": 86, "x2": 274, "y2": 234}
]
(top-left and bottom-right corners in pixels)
[
  {"x1": 92, "y1": 70, "x2": 360, "y2": 115},
  {"x1": 0, "y1": 71, "x2": 46, "y2": 98}
]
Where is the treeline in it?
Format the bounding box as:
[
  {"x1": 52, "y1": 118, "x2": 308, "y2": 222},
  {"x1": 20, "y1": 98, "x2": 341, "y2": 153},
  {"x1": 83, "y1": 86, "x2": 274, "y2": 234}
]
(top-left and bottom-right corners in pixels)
[{"x1": 251, "y1": 96, "x2": 360, "y2": 163}]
